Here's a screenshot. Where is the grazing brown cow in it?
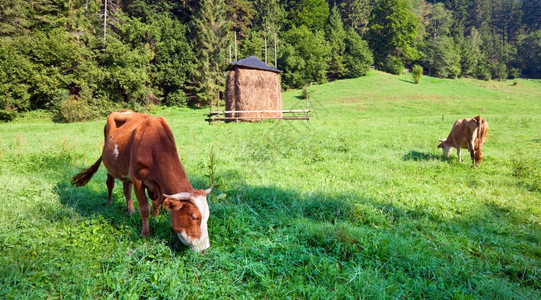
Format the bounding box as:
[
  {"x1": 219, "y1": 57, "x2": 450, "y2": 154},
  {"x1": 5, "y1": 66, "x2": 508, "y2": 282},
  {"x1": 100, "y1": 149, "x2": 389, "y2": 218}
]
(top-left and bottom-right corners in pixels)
[
  {"x1": 72, "y1": 111, "x2": 212, "y2": 253},
  {"x1": 437, "y1": 115, "x2": 489, "y2": 167}
]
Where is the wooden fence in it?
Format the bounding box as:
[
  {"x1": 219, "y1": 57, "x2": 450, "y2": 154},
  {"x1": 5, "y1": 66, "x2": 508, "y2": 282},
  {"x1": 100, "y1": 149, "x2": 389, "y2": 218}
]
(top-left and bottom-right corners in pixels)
[{"x1": 206, "y1": 110, "x2": 310, "y2": 124}]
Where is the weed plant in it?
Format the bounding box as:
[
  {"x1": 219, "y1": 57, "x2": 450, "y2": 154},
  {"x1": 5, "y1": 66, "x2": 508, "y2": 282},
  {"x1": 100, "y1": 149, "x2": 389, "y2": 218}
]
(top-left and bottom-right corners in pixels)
[{"x1": 1, "y1": 71, "x2": 540, "y2": 298}]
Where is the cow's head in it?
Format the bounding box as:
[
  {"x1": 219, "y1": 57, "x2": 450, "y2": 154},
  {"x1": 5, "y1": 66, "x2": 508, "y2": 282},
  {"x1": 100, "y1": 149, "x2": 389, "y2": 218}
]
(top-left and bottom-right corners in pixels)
[
  {"x1": 163, "y1": 186, "x2": 212, "y2": 253},
  {"x1": 437, "y1": 138, "x2": 453, "y2": 156}
]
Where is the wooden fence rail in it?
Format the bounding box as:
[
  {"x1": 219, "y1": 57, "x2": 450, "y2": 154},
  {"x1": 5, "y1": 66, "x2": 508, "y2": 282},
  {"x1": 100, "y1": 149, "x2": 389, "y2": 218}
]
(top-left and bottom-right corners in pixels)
[{"x1": 206, "y1": 110, "x2": 310, "y2": 123}]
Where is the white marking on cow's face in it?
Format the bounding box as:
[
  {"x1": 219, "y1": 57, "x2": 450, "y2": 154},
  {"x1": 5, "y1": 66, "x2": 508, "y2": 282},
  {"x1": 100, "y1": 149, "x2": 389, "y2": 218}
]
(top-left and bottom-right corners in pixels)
[
  {"x1": 176, "y1": 195, "x2": 210, "y2": 253},
  {"x1": 177, "y1": 231, "x2": 190, "y2": 247},
  {"x1": 442, "y1": 145, "x2": 452, "y2": 157},
  {"x1": 177, "y1": 229, "x2": 209, "y2": 253},
  {"x1": 168, "y1": 194, "x2": 210, "y2": 253},
  {"x1": 113, "y1": 144, "x2": 119, "y2": 159},
  {"x1": 191, "y1": 195, "x2": 210, "y2": 252}
]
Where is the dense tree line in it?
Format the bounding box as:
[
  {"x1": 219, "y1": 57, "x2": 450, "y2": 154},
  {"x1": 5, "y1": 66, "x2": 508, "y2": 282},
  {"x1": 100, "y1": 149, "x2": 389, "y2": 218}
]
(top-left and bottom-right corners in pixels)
[{"x1": 0, "y1": 0, "x2": 539, "y2": 121}]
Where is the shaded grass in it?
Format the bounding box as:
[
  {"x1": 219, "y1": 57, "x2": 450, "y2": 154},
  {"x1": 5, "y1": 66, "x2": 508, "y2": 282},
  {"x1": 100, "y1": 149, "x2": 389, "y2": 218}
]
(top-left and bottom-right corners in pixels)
[{"x1": 1, "y1": 70, "x2": 540, "y2": 298}]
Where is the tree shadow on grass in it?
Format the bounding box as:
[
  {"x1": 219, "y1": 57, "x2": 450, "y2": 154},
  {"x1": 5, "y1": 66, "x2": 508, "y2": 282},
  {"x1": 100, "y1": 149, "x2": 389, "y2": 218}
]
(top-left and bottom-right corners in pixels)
[
  {"x1": 30, "y1": 143, "x2": 539, "y2": 297},
  {"x1": 52, "y1": 160, "x2": 541, "y2": 292},
  {"x1": 398, "y1": 78, "x2": 415, "y2": 84}
]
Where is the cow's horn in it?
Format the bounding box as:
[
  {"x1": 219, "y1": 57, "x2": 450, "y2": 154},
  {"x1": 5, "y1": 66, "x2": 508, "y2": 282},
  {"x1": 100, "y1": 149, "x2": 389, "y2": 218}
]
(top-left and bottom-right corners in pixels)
[
  {"x1": 164, "y1": 192, "x2": 192, "y2": 200},
  {"x1": 438, "y1": 137, "x2": 444, "y2": 142},
  {"x1": 205, "y1": 185, "x2": 213, "y2": 195}
]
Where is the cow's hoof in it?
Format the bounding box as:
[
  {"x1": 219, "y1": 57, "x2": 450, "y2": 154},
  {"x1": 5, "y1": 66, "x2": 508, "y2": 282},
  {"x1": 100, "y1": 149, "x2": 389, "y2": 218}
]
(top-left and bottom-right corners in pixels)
[{"x1": 127, "y1": 208, "x2": 136, "y2": 215}]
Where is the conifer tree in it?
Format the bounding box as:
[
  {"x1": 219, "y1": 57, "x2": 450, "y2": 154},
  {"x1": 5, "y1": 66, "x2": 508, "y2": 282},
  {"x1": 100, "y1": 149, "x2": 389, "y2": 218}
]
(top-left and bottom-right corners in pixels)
[
  {"x1": 422, "y1": 3, "x2": 460, "y2": 78},
  {"x1": 325, "y1": 6, "x2": 347, "y2": 79},
  {"x1": 0, "y1": 0, "x2": 31, "y2": 36},
  {"x1": 336, "y1": 0, "x2": 372, "y2": 35},
  {"x1": 188, "y1": 0, "x2": 232, "y2": 106},
  {"x1": 286, "y1": 0, "x2": 330, "y2": 31},
  {"x1": 491, "y1": 0, "x2": 522, "y2": 45},
  {"x1": 522, "y1": 0, "x2": 541, "y2": 33},
  {"x1": 253, "y1": 0, "x2": 285, "y2": 35},
  {"x1": 469, "y1": 0, "x2": 492, "y2": 32},
  {"x1": 459, "y1": 27, "x2": 482, "y2": 77},
  {"x1": 518, "y1": 30, "x2": 541, "y2": 77},
  {"x1": 225, "y1": 0, "x2": 255, "y2": 40},
  {"x1": 344, "y1": 28, "x2": 374, "y2": 78}
]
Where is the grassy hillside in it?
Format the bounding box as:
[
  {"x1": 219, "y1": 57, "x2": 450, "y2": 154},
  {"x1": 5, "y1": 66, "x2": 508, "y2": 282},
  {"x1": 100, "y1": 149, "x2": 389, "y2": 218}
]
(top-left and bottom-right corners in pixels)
[{"x1": 1, "y1": 71, "x2": 540, "y2": 298}]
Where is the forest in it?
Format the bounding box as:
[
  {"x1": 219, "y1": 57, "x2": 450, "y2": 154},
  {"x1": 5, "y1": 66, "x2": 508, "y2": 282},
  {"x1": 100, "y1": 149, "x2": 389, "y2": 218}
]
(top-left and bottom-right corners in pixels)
[{"x1": 0, "y1": 0, "x2": 540, "y2": 122}]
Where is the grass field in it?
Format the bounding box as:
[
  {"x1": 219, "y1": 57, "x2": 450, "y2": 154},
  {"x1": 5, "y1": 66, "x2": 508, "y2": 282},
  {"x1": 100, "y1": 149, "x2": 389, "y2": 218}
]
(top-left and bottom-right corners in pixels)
[{"x1": 1, "y1": 70, "x2": 540, "y2": 299}]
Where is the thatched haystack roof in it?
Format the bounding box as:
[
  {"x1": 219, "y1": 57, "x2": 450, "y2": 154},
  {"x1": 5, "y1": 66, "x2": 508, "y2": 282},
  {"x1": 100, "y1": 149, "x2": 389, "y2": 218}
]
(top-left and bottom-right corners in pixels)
[
  {"x1": 226, "y1": 56, "x2": 282, "y2": 122},
  {"x1": 227, "y1": 56, "x2": 281, "y2": 73}
]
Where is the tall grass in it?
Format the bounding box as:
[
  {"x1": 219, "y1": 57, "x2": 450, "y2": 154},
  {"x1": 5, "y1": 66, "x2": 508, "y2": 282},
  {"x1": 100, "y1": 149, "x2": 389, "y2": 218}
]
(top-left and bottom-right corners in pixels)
[{"x1": 1, "y1": 71, "x2": 540, "y2": 298}]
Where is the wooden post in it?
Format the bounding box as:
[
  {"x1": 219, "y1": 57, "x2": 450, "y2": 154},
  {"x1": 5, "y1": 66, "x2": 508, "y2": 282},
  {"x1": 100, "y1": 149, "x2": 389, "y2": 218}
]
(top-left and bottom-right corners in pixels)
[
  {"x1": 103, "y1": 0, "x2": 107, "y2": 44},
  {"x1": 274, "y1": 33, "x2": 277, "y2": 68},
  {"x1": 216, "y1": 93, "x2": 221, "y2": 114},
  {"x1": 306, "y1": 84, "x2": 310, "y2": 118},
  {"x1": 265, "y1": 37, "x2": 267, "y2": 64}
]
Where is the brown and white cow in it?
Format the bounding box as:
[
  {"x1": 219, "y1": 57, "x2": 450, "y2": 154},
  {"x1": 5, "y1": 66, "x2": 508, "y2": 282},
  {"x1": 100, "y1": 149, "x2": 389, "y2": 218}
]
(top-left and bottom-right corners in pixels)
[
  {"x1": 437, "y1": 115, "x2": 489, "y2": 167},
  {"x1": 72, "y1": 111, "x2": 212, "y2": 253}
]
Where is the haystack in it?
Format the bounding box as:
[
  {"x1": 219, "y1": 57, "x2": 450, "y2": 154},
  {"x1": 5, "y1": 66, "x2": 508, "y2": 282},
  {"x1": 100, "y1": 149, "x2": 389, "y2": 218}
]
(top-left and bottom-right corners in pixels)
[{"x1": 225, "y1": 56, "x2": 282, "y2": 121}]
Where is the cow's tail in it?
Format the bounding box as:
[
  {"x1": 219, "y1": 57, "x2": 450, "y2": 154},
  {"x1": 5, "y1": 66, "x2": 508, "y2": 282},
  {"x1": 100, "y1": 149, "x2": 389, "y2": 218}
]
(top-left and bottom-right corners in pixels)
[
  {"x1": 475, "y1": 115, "x2": 482, "y2": 142},
  {"x1": 474, "y1": 115, "x2": 484, "y2": 166},
  {"x1": 71, "y1": 156, "x2": 103, "y2": 187}
]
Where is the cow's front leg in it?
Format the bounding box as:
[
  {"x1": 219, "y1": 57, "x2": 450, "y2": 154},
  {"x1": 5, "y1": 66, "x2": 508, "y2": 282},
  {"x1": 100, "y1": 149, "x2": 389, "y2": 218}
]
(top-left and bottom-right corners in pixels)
[
  {"x1": 456, "y1": 147, "x2": 462, "y2": 162},
  {"x1": 152, "y1": 200, "x2": 161, "y2": 218},
  {"x1": 106, "y1": 174, "x2": 115, "y2": 205},
  {"x1": 146, "y1": 189, "x2": 161, "y2": 218},
  {"x1": 123, "y1": 181, "x2": 135, "y2": 215},
  {"x1": 133, "y1": 179, "x2": 151, "y2": 237},
  {"x1": 466, "y1": 140, "x2": 475, "y2": 166}
]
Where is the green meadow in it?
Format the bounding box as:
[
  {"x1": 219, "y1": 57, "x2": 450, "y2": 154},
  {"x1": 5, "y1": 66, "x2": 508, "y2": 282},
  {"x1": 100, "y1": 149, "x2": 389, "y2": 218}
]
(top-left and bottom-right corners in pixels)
[{"x1": 1, "y1": 71, "x2": 540, "y2": 299}]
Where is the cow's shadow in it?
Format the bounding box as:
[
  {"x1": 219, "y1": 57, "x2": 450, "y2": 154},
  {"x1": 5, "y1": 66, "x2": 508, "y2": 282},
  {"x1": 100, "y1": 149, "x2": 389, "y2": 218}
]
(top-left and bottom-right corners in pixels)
[
  {"x1": 402, "y1": 150, "x2": 446, "y2": 162},
  {"x1": 54, "y1": 173, "x2": 212, "y2": 252}
]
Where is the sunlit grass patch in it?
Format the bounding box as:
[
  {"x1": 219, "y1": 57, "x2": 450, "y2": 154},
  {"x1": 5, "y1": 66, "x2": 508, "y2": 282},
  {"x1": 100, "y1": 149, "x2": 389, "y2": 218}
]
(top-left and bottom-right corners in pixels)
[{"x1": 1, "y1": 71, "x2": 540, "y2": 298}]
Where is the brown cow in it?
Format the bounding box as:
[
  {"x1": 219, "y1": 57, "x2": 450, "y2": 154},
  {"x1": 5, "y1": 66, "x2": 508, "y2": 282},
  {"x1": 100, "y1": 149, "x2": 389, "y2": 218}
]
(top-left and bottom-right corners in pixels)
[
  {"x1": 437, "y1": 115, "x2": 489, "y2": 167},
  {"x1": 72, "y1": 111, "x2": 212, "y2": 253}
]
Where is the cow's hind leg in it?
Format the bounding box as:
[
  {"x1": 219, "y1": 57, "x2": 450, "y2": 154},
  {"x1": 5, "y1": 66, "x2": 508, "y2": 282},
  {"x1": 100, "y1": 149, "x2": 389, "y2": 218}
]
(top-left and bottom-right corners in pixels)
[
  {"x1": 106, "y1": 174, "x2": 115, "y2": 205},
  {"x1": 133, "y1": 179, "x2": 151, "y2": 236},
  {"x1": 123, "y1": 181, "x2": 136, "y2": 215}
]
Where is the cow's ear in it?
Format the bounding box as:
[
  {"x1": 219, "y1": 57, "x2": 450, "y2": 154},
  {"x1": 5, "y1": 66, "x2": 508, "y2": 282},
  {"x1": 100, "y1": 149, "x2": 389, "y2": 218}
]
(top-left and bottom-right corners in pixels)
[{"x1": 163, "y1": 198, "x2": 184, "y2": 212}]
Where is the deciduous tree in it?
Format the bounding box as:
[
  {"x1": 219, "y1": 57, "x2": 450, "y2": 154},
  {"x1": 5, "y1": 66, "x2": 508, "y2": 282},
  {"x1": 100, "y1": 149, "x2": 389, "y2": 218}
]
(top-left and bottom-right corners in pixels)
[{"x1": 367, "y1": 0, "x2": 419, "y2": 66}]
